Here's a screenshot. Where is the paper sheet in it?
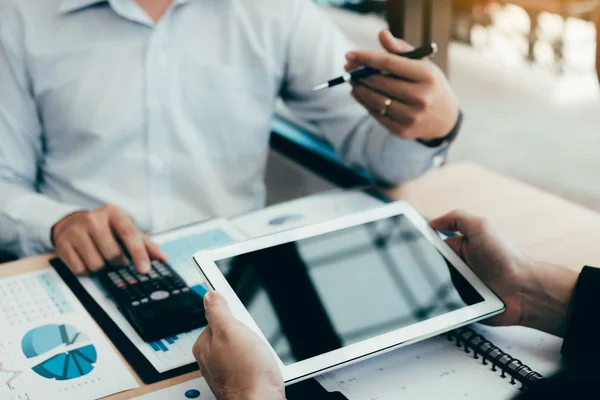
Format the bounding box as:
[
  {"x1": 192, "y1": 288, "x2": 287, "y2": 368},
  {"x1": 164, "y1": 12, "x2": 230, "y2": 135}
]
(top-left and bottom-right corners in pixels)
[
  {"x1": 316, "y1": 335, "x2": 521, "y2": 400},
  {"x1": 317, "y1": 323, "x2": 565, "y2": 400},
  {"x1": 0, "y1": 270, "x2": 138, "y2": 400},
  {"x1": 77, "y1": 219, "x2": 247, "y2": 373},
  {"x1": 74, "y1": 190, "x2": 385, "y2": 373},
  {"x1": 471, "y1": 324, "x2": 563, "y2": 376},
  {"x1": 231, "y1": 189, "x2": 386, "y2": 238},
  {"x1": 132, "y1": 377, "x2": 216, "y2": 400}
]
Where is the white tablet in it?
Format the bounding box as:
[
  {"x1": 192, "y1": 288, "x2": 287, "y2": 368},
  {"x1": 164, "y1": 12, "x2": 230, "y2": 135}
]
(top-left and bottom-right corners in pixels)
[{"x1": 192, "y1": 201, "x2": 504, "y2": 384}]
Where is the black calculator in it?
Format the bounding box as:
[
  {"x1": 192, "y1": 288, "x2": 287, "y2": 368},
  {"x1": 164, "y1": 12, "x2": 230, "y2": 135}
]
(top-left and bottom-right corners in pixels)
[{"x1": 96, "y1": 259, "x2": 207, "y2": 342}]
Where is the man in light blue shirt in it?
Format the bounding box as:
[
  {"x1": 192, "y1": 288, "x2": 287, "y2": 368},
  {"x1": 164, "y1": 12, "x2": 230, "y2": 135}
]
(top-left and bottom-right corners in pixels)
[{"x1": 0, "y1": 0, "x2": 461, "y2": 273}]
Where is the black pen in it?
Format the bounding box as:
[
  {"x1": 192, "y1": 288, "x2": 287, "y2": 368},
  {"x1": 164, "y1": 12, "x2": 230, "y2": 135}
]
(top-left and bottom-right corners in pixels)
[{"x1": 311, "y1": 42, "x2": 438, "y2": 92}]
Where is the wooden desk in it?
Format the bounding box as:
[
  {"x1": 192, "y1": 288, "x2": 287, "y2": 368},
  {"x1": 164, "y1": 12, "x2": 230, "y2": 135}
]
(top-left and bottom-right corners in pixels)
[
  {"x1": 386, "y1": 162, "x2": 600, "y2": 269},
  {"x1": 1, "y1": 161, "x2": 599, "y2": 398}
]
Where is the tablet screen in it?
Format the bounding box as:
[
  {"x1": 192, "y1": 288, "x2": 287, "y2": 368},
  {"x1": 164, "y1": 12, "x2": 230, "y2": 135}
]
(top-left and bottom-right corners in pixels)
[{"x1": 215, "y1": 215, "x2": 483, "y2": 365}]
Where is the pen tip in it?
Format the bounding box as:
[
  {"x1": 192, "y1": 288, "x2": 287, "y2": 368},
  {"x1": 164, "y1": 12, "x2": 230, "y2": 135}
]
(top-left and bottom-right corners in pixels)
[{"x1": 312, "y1": 83, "x2": 328, "y2": 92}]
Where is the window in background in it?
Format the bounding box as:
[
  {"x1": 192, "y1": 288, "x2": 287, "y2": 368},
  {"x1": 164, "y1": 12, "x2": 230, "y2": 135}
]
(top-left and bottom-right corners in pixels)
[
  {"x1": 447, "y1": 0, "x2": 600, "y2": 212},
  {"x1": 308, "y1": 1, "x2": 600, "y2": 213}
]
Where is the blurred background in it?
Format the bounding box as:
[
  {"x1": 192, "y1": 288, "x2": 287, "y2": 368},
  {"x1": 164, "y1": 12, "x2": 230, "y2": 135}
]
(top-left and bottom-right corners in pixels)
[{"x1": 271, "y1": 0, "x2": 600, "y2": 212}]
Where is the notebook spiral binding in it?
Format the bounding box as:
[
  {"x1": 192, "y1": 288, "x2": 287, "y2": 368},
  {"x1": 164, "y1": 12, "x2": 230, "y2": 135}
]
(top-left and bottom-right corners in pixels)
[{"x1": 447, "y1": 327, "x2": 545, "y2": 391}]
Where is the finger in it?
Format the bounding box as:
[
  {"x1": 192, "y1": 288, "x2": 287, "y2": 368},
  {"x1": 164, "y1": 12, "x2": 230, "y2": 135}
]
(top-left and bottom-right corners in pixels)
[
  {"x1": 69, "y1": 233, "x2": 105, "y2": 272},
  {"x1": 109, "y1": 210, "x2": 150, "y2": 273},
  {"x1": 193, "y1": 327, "x2": 212, "y2": 367},
  {"x1": 429, "y1": 210, "x2": 481, "y2": 237},
  {"x1": 345, "y1": 50, "x2": 429, "y2": 82},
  {"x1": 444, "y1": 235, "x2": 466, "y2": 259},
  {"x1": 352, "y1": 84, "x2": 415, "y2": 126},
  {"x1": 203, "y1": 291, "x2": 236, "y2": 334},
  {"x1": 90, "y1": 223, "x2": 127, "y2": 265},
  {"x1": 379, "y1": 29, "x2": 414, "y2": 54},
  {"x1": 57, "y1": 243, "x2": 86, "y2": 275},
  {"x1": 143, "y1": 236, "x2": 169, "y2": 262},
  {"x1": 362, "y1": 105, "x2": 412, "y2": 139},
  {"x1": 359, "y1": 74, "x2": 422, "y2": 106},
  {"x1": 344, "y1": 62, "x2": 362, "y2": 72}
]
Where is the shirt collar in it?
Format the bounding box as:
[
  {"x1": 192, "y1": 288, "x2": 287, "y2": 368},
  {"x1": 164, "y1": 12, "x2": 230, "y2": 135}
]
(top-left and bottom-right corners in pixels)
[
  {"x1": 59, "y1": 0, "x2": 191, "y2": 14},
  {"x1": 58, "y1": 0, "x2": 108, "y2": 14}
]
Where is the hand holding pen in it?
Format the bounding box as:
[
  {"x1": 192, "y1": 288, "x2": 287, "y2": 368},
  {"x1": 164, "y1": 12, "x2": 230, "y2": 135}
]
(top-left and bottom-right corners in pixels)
[
  {"x1": 312, "y1": 43, "x2": 438, "y2": 91},
  {"x1": 319, "y1": 30, "x2": 460, "y2": 144}
]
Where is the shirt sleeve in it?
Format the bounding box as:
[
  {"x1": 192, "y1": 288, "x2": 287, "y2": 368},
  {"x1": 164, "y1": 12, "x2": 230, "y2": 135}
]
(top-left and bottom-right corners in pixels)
[
  {"x1": 0, "y1": 6, "x2": 83, "y2": 257},
  {"x1": 514, "y1": 266, "x2": 600, "y2": 399},
  {"x1": 279, "y1": 1, "x2": 455, "y2": 184},
  {"x1": 560, "y1": 266, "x2": 600, "y2": 360}
]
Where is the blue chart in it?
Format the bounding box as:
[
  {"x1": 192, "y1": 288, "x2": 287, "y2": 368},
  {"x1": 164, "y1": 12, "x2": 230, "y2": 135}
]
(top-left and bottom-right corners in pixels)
[
  {"x1": 185, "y1": 389, "x2": 201, "y2": 398},
  {"x1": 132, "y1": 226, "x2": 233, "y2": 368},
  {"x1": 159, "y1": 229, "x2": 234, "y2": 273},
  {"x1": 147, "y1": 284, "x2": 208, "y2": 353},
  {"x1": 268, "y1": 214, "x2": 304, "y2": 226},
  {"x1": 149, "y1": 336, "x2": 179, "y2": 352},
  {"x1": 37, "y1": 273, "x2": 74, "y2": 315},
  {"x1": 191, "y1": 284, "x2": 208, "y2": 297},
  {"x1": 21, "y1": 324, "x2": 97, "y2": 381}
]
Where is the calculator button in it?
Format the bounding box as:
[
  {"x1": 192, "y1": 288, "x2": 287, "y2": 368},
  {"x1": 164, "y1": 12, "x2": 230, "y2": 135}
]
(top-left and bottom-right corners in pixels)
[
  {"x1": 181, "y1": 287, "x2": 190, "y2": 292},
  {"x1": 172, "y1": 289, "x2": 180, "y2": 295},
  {"x1": 150, "y1": 291, "x2": 170, "y2": 301},
  {"x1": 139, "y1": 276, "x2": 149, "y2": 282},
  {"x1": 141, "y1": 298, "x2": 149, "y2": 304},
  {"x1": 132, "y1": 301, "x2": 140, "y2": 306}
]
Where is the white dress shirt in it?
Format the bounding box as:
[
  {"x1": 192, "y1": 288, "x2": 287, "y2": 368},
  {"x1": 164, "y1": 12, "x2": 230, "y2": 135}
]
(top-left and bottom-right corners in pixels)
[{"x1": 0, "y1": 0, "x2": 450, "y2": 257}]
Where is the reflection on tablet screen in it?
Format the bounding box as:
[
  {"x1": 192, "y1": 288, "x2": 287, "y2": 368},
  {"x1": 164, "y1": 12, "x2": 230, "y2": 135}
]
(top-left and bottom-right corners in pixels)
[{"x1": 215, "y1": 215, "x2": 483, "y2": 365}]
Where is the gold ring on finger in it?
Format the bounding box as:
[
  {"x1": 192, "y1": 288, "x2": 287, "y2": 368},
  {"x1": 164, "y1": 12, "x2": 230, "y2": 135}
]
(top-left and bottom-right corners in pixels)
[{"x1": 380, "y1": 98, "x2": 393, "y2": 116}]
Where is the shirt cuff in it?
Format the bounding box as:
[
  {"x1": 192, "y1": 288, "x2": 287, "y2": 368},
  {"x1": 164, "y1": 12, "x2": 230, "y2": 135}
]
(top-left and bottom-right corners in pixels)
[
  {"x1": 364, "y1": 126, "x2": 450, "y2": 184},
  {"x1": 417, "y1": 111, "x2": 463, "y2": 148},
  {"x1": 9, "y1": 195, "x2": 85, "y2": 255},
  {"x1": 561, "y1": 266, "x2": 600, "y2": 360}
]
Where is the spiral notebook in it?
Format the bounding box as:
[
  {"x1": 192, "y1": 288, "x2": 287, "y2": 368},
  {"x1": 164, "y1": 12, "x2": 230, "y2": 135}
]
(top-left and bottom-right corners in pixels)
[{"x1": 316, "y1": 324, "x2": 563, "y2": 399}]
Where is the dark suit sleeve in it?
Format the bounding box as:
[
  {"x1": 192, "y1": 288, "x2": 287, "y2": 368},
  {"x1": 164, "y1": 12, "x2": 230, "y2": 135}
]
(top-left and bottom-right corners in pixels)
[{"x1": 515, "y1": 266, "x2": 600, "y2": 399}]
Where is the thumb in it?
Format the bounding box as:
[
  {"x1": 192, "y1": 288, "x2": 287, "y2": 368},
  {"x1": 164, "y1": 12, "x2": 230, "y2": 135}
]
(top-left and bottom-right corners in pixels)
[
  {"x1": 429, "y1": 210, "x2": 478, "y2": 237},
  {"x1": 444, "y1": 235, "x2": 466, "y2": 259},
  {"x1": 204, "y1": 291, "x2": 236, "y2": 333},
  {"x1": 379, "y1": 29, "x2": 414, "y2": 55}
]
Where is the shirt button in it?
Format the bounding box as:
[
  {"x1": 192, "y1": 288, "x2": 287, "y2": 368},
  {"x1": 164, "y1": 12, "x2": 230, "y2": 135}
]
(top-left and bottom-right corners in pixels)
[{"x1": 432, "y1": 155, "x2": 445, "y2": 168}]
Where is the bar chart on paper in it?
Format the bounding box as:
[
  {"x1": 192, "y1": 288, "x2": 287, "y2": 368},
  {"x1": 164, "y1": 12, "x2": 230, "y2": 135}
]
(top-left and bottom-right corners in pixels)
[
  {"x1": 144, "y1": 222, "x2": 238, "y2": 365},
  {"x1": 133, "y1": 221, "x2": 241, "y2": 370}
]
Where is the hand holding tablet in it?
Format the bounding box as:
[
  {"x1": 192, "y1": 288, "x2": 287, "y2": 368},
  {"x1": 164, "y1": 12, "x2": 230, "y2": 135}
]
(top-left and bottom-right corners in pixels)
[
  {"x1": 193, "y1": 291, "x2": 285, "y2": 400},
  {"x1": 193, "y1": 201, "x2": 505, "y2": 384}
]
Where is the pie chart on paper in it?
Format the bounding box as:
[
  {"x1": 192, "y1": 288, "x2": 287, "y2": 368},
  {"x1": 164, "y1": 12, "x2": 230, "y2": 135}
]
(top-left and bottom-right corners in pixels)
[{"x1": 21, "y1": 323, "x2": 97, "y2": 380}]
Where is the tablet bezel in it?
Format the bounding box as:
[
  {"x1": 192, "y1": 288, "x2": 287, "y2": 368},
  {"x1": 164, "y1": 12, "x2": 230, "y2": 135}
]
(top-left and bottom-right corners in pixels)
[{"x1": 192, "y1": 201, "x2": 505, "y2": 384}]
